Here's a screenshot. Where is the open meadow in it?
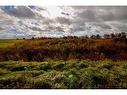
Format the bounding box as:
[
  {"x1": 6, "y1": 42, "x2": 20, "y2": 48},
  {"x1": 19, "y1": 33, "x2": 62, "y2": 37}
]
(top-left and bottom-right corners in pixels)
[
  {"x1": 0, "y1": 60, "x2": 127, "y2": 89},
  {"x1": 0, "y1": 34, "x2": 127, "y2": 89}
]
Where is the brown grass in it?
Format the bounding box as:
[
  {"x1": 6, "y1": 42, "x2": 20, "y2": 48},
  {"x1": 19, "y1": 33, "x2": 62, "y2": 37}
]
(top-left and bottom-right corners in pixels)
[{"x1": 0, "y1": 35, "x2": 126, "y2": 61}]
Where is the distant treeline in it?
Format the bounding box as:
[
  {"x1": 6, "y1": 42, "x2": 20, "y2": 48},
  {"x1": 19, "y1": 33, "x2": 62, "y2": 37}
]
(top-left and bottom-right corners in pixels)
[
  {"x1": 20, "y1": 32, "x2": 127, "y2": 40},
  {"x1": 0, "y1": 32, "x2": 127, "y2": 61}
]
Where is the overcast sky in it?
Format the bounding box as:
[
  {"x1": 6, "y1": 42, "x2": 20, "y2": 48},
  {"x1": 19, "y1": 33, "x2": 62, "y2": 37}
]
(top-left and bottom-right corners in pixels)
[{"x1": 0, "y1": 6, "x2": 127, "y2": 39}]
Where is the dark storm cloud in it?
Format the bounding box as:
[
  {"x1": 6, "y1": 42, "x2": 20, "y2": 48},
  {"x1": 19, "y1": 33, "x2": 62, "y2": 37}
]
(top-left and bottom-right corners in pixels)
[
  {"x1": 75, "y1": 8, "x2": 97, "y2": 22},
  {"x1": 29, "y1": 27, "x2": 44, "y2": 32},
  {"x1": 71, "y1": 26, "x2": 85, "y2": 32},
  {"x1": 66, "y1": 6, "x2": 127, "y2": 34},
  {"x1": 55, "y1": 26, "x2": 65, "y2": 32},
  {"x1": 94, "y1": 23, "x2": 112, "y2": 29},
  {"x1": 43, "y1": 25, "x2": 65, "y2": 32},
  {"x1": 114, "y1": 7, "x2": 127, "y2": 20},
  {"x1": 72, "y1": 6, "x2": 127, "y2": 22},
  {"x1": 96, "y1": 7, "x2": 127, "y2": 21},
  {"x1": 55, "y1": 17, "x2": 71, "y2": 25},
  {"x1": 99, "y1": 12, "x2": 114, "y2": 21}
]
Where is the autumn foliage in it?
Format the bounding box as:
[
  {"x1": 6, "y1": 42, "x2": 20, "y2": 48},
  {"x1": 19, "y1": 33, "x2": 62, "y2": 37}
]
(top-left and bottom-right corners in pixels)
[{"x1": 0, "y1": 32, "x2": 127, "y2": 61}]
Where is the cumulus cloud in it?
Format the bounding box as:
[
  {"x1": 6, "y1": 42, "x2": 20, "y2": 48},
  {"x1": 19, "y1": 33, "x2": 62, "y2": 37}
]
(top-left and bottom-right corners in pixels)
[
  {"x1": 1, "y1": 6, "x2": 44, "y2": 19},
  {"x1": 0, "y1": 6, "x2": 127, "y2": 39},
  {"x1": 1, "y1": 6, "x2": 35, "y2": 18}
]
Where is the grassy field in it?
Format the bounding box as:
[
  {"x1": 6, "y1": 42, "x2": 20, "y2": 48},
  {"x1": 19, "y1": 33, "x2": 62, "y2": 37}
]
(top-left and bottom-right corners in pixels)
[
  {"x1": 0, "y1": 39, "x2": 24, "y2": 48},
  {"x1": 0, "y1": 60, "x2": 127, "y2": 89},
  {"x1": 0, "y1": 35, "x2": 126, "y2": 89}
]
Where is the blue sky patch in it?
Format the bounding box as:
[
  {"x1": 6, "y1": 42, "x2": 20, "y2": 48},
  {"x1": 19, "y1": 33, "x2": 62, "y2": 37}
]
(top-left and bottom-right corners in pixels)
[{"x1": 3, "y1": 6, "x2": 14, "y2": 12}]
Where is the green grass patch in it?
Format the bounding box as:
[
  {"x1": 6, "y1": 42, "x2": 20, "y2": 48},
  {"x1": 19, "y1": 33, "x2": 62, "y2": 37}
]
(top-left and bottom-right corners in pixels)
[
  {"x1": 0, "y1": 39, "x2": 24, "y2": 48},
  {"x1": 0, "y1": 60, "x2": 127, "y2": 88}
]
